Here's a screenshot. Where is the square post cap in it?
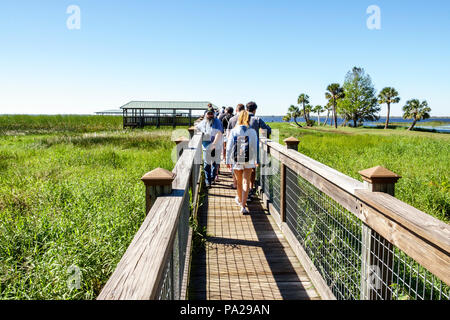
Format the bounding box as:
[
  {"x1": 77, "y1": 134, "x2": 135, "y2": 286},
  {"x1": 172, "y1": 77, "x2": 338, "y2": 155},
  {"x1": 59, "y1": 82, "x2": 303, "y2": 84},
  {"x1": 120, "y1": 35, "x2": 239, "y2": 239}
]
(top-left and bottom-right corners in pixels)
[
  {"x1": 174, "y1": 136, "x2": 189, "y2": 145},
  {"x1": 284, "y1": 136, "x2": 300, "y2": 150},
  {"x1": 141, "y1": 168, "x2": 176, "y2": 186},
  {"x1": 358, "y1": 166, "x2": 401, "y2": 185}
]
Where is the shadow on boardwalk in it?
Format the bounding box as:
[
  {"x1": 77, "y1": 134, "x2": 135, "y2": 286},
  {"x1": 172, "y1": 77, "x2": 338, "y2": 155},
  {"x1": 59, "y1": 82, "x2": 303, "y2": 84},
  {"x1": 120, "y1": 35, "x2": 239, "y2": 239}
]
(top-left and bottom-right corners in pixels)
[{"x1": 189, "y1": 165, "x2": 320, "y2": 300}]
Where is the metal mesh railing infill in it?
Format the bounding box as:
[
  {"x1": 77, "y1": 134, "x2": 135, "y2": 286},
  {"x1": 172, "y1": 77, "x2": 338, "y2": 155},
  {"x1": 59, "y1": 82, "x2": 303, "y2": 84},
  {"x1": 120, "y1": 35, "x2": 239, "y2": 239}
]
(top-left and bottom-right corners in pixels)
[{"x1": 259, "y1": 140, "x2": 449, "y2": 300}]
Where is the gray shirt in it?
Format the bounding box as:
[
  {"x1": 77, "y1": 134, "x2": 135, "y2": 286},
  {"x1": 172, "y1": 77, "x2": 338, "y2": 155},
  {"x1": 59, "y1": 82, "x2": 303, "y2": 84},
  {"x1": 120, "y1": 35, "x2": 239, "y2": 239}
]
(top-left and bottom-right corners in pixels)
[{"x1": 227, "y1": 113, "x2": 272, "y2": 138}]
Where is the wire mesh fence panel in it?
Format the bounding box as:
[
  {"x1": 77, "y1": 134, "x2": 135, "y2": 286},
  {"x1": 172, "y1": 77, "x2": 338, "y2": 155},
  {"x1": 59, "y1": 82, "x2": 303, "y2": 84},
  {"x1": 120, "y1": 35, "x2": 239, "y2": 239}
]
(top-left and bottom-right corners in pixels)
[
  {"x1": 157, "y1": 252, "x2": 174, "y2": 300},
  {"x1": 262, "y1": 151, "x2": 272, "y2": 203},
  {"x1": 271, "y1": 155, "x2": 281, "y2": 214},
  {"x1": 177, "y1": 187, "x2": 191, "y2": 297},
  {"x1": 157, "y1": 182, "x2": 193, "y2": 300},
  {"x1": 366, "y1": 230, "x2": 450, "y2": 300},
  {"x1": 285, "y1": 166, "x2": 364, "y2": 300},
  {"x1": 283, "y1": 165, "x2": 449, "y2": 300}
]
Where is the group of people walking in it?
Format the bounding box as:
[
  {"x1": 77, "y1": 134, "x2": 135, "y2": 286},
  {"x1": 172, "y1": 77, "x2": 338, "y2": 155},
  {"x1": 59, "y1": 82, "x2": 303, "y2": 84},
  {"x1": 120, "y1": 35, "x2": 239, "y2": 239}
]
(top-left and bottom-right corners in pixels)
[{"x1": 196, "y1": 102, "x2": 271, "y2": 214}]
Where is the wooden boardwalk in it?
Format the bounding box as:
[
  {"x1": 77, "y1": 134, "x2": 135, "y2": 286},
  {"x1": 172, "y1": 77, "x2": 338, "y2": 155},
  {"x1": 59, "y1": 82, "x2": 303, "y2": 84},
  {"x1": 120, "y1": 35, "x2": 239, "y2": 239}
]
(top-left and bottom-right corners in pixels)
[{"x1": 189, "y1": 165, "x2": 320, "y2": 300}]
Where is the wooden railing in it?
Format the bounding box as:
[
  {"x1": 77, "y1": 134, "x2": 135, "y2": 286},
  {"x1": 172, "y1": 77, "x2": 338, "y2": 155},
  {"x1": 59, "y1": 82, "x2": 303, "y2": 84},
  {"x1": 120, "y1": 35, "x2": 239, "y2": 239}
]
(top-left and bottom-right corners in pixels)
[
  {"x1": 97, "y1": 132, "x2": 202, "y2": 300},
  {"x1": 258, "y1": 136, "x2": 450, "y2": 300},
  {"x1": 96, "y1": 127, "x2": 449, "y2": 300}
]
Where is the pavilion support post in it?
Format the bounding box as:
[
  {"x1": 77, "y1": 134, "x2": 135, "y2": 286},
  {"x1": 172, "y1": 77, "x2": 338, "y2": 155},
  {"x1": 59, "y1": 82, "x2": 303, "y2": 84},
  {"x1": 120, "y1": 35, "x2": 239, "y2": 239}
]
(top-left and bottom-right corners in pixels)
[
  {"x1": 173, "y1": 109, "x2": 176, "y2": 128},
  {"x1": 157, "y1": 109, "x2": 160, "y2": 128},
  {"x1": 359, "y1": 166, "x2": 401, "y2": 300},
  {"x1": 141, "y1": 168, "x2": 176, "y2": 215}
]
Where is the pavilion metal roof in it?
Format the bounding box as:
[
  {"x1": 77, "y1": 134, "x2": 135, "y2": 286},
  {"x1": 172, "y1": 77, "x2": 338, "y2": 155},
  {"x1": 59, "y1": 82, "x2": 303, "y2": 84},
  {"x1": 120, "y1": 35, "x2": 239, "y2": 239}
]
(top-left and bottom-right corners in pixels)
[{"x1": 120, "y1": 101, "x2": 217, "y2": 110}]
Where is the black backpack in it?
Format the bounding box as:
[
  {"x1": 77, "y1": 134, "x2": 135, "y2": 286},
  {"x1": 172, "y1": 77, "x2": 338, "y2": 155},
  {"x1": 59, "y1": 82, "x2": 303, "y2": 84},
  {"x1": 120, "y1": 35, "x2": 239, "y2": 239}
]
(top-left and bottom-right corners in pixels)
[
  {"x1": 232, "y1": 127, "x2": 250, "y2": 163},
  {"x1": 223, "y1": 114, "x2": 232, "y2": 131}
]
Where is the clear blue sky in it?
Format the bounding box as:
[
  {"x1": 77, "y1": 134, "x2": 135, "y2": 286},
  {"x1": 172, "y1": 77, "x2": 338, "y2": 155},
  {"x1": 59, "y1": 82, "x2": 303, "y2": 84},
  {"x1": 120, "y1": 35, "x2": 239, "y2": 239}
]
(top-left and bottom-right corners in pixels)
[{"x1": 0, "y1": 0, "x2": 449, "y2": 116}]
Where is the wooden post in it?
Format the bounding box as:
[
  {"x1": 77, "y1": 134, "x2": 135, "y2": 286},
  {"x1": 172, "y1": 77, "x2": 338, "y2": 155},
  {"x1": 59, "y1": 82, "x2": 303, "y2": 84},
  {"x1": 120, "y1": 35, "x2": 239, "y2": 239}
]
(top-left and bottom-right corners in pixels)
[
  {"x1": 175, "y1": 136, "x2": 189, "y2": 160},
  {"x1": 188, "y1": 126, "x2": 196, "y2": 140},
  {"x1": 284, "y1": 136, "x2": 300, "y2": 152},
  {"x1": 279, "y1": 160, "x2": 287, "y2": 223},
  {"x1": 141, "y1": 168, "x2": 176, "y2": 215},
  {"x1": 358, "y1": 166, "x2": 401, "y2": 300}
]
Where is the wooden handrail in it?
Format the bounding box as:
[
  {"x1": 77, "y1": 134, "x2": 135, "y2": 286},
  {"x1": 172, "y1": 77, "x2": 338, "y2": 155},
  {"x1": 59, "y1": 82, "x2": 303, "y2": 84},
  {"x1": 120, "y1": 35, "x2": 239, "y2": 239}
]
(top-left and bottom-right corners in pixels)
[
  {"x1": 261, "y1": 138, "x2": 450, "y2": 286},
  {"x1": 356, "y1": 189, "x2": 450, "y2": 286},
  {"x1": 97, "y1": 133, "x2": 203, "y2": 300}
]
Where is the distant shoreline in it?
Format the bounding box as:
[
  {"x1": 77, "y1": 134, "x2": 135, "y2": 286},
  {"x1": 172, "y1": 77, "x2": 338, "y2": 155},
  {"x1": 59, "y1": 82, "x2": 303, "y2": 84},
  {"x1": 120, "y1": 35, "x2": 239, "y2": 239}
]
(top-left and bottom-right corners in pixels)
[{"x1": 1, "y1": 114, "x2": 450, "y2": 119}]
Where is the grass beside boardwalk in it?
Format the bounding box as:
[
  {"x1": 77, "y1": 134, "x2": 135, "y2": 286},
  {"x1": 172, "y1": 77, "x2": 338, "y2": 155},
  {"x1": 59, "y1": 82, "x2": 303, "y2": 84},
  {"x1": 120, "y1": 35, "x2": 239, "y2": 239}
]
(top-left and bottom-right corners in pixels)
[
  {"x1": 269, "y1": 122, "x2": 450, "y2": 223},
  {"x1": 0, "y1": 116, "x2": 179, "y2": 299}
]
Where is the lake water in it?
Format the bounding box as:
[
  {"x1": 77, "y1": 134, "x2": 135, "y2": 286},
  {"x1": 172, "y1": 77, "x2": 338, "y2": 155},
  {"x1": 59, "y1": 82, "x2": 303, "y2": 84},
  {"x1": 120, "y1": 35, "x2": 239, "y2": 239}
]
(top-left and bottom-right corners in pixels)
[{"x1": 259, "y1": 116, "x2": 450, "y2": 133}]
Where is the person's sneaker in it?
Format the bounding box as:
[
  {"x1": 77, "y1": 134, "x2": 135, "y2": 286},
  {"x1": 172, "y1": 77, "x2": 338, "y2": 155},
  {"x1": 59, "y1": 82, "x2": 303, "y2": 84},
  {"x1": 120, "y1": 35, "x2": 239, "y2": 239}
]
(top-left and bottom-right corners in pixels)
[
  {"x1": 241, "y1": 206, "x2": 249, "y2": 215},
  {"x1": 235, "y1": 196, "x2": 241, "y2": 206}
]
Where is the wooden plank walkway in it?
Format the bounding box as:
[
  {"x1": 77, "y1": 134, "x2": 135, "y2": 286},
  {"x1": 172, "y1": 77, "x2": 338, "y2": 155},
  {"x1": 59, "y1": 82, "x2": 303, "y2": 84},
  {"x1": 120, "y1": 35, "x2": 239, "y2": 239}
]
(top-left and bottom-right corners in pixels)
[{"x1": 189, "y1": 165, "x2": 320, "y2": 300}]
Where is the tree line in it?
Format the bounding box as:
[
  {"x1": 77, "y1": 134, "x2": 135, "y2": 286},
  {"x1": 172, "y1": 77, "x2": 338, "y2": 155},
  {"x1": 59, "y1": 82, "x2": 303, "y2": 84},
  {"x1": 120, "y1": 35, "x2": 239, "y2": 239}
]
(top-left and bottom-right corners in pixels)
[{"x1": 284, "y1": 67, "x2": 432, "y2": 131}]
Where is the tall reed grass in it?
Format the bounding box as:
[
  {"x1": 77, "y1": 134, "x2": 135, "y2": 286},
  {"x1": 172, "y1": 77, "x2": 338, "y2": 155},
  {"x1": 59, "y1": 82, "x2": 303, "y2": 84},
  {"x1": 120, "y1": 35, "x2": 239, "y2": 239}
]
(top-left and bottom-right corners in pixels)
[{"x1": 0, "y1": 117, "x2": 178, "y2": 299}]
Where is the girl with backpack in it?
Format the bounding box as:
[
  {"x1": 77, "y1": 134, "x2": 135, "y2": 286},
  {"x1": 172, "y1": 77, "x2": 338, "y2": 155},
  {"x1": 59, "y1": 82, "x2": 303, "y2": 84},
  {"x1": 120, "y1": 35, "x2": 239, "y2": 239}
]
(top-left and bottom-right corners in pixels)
[{"x1": 225, "y1": 110, "x2": 257, "y2": 214}]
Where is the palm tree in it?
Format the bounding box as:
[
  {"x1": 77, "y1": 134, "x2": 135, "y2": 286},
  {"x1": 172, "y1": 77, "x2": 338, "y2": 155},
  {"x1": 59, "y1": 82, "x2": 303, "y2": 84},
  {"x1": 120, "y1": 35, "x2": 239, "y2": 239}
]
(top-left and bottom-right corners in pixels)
[
  {"x1": 282, "y1": 115, "x2": 291, "y2": 122},
  {"x1": 323, "y1": 102, "x2": 332, "y2": 126},
  {"x1": 325, "y1": 83, "x2": 345, "y2": 129},
  {"x1": 402, "y1": 99, "x2": 431, "y2": 131},
  {"x1": 312, "y1": 105, "x2": 323, "y2": 126},
  {"x1": 378, "y1": 87, "x2": 400, "y2": 129},
  {"x1": 303, "y1": 104, "x2": 313, "y2": 126},
  {"x1": 297, "y1": 94, "x2": 310, "y2": 124},
  {"x1": 287, "y1": 105, "x2": 302, "y2": 127}
]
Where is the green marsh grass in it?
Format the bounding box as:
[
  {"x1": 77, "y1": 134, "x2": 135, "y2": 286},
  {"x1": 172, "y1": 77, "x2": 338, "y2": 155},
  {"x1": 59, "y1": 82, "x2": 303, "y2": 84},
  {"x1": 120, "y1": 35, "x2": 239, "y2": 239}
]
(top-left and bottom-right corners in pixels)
[
  {"x1": 0, "y1": 115, "x2": 122, "y2": 134},
  {"x1": 0, "y1": 117, "x2": 180, "y2": 299}
]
